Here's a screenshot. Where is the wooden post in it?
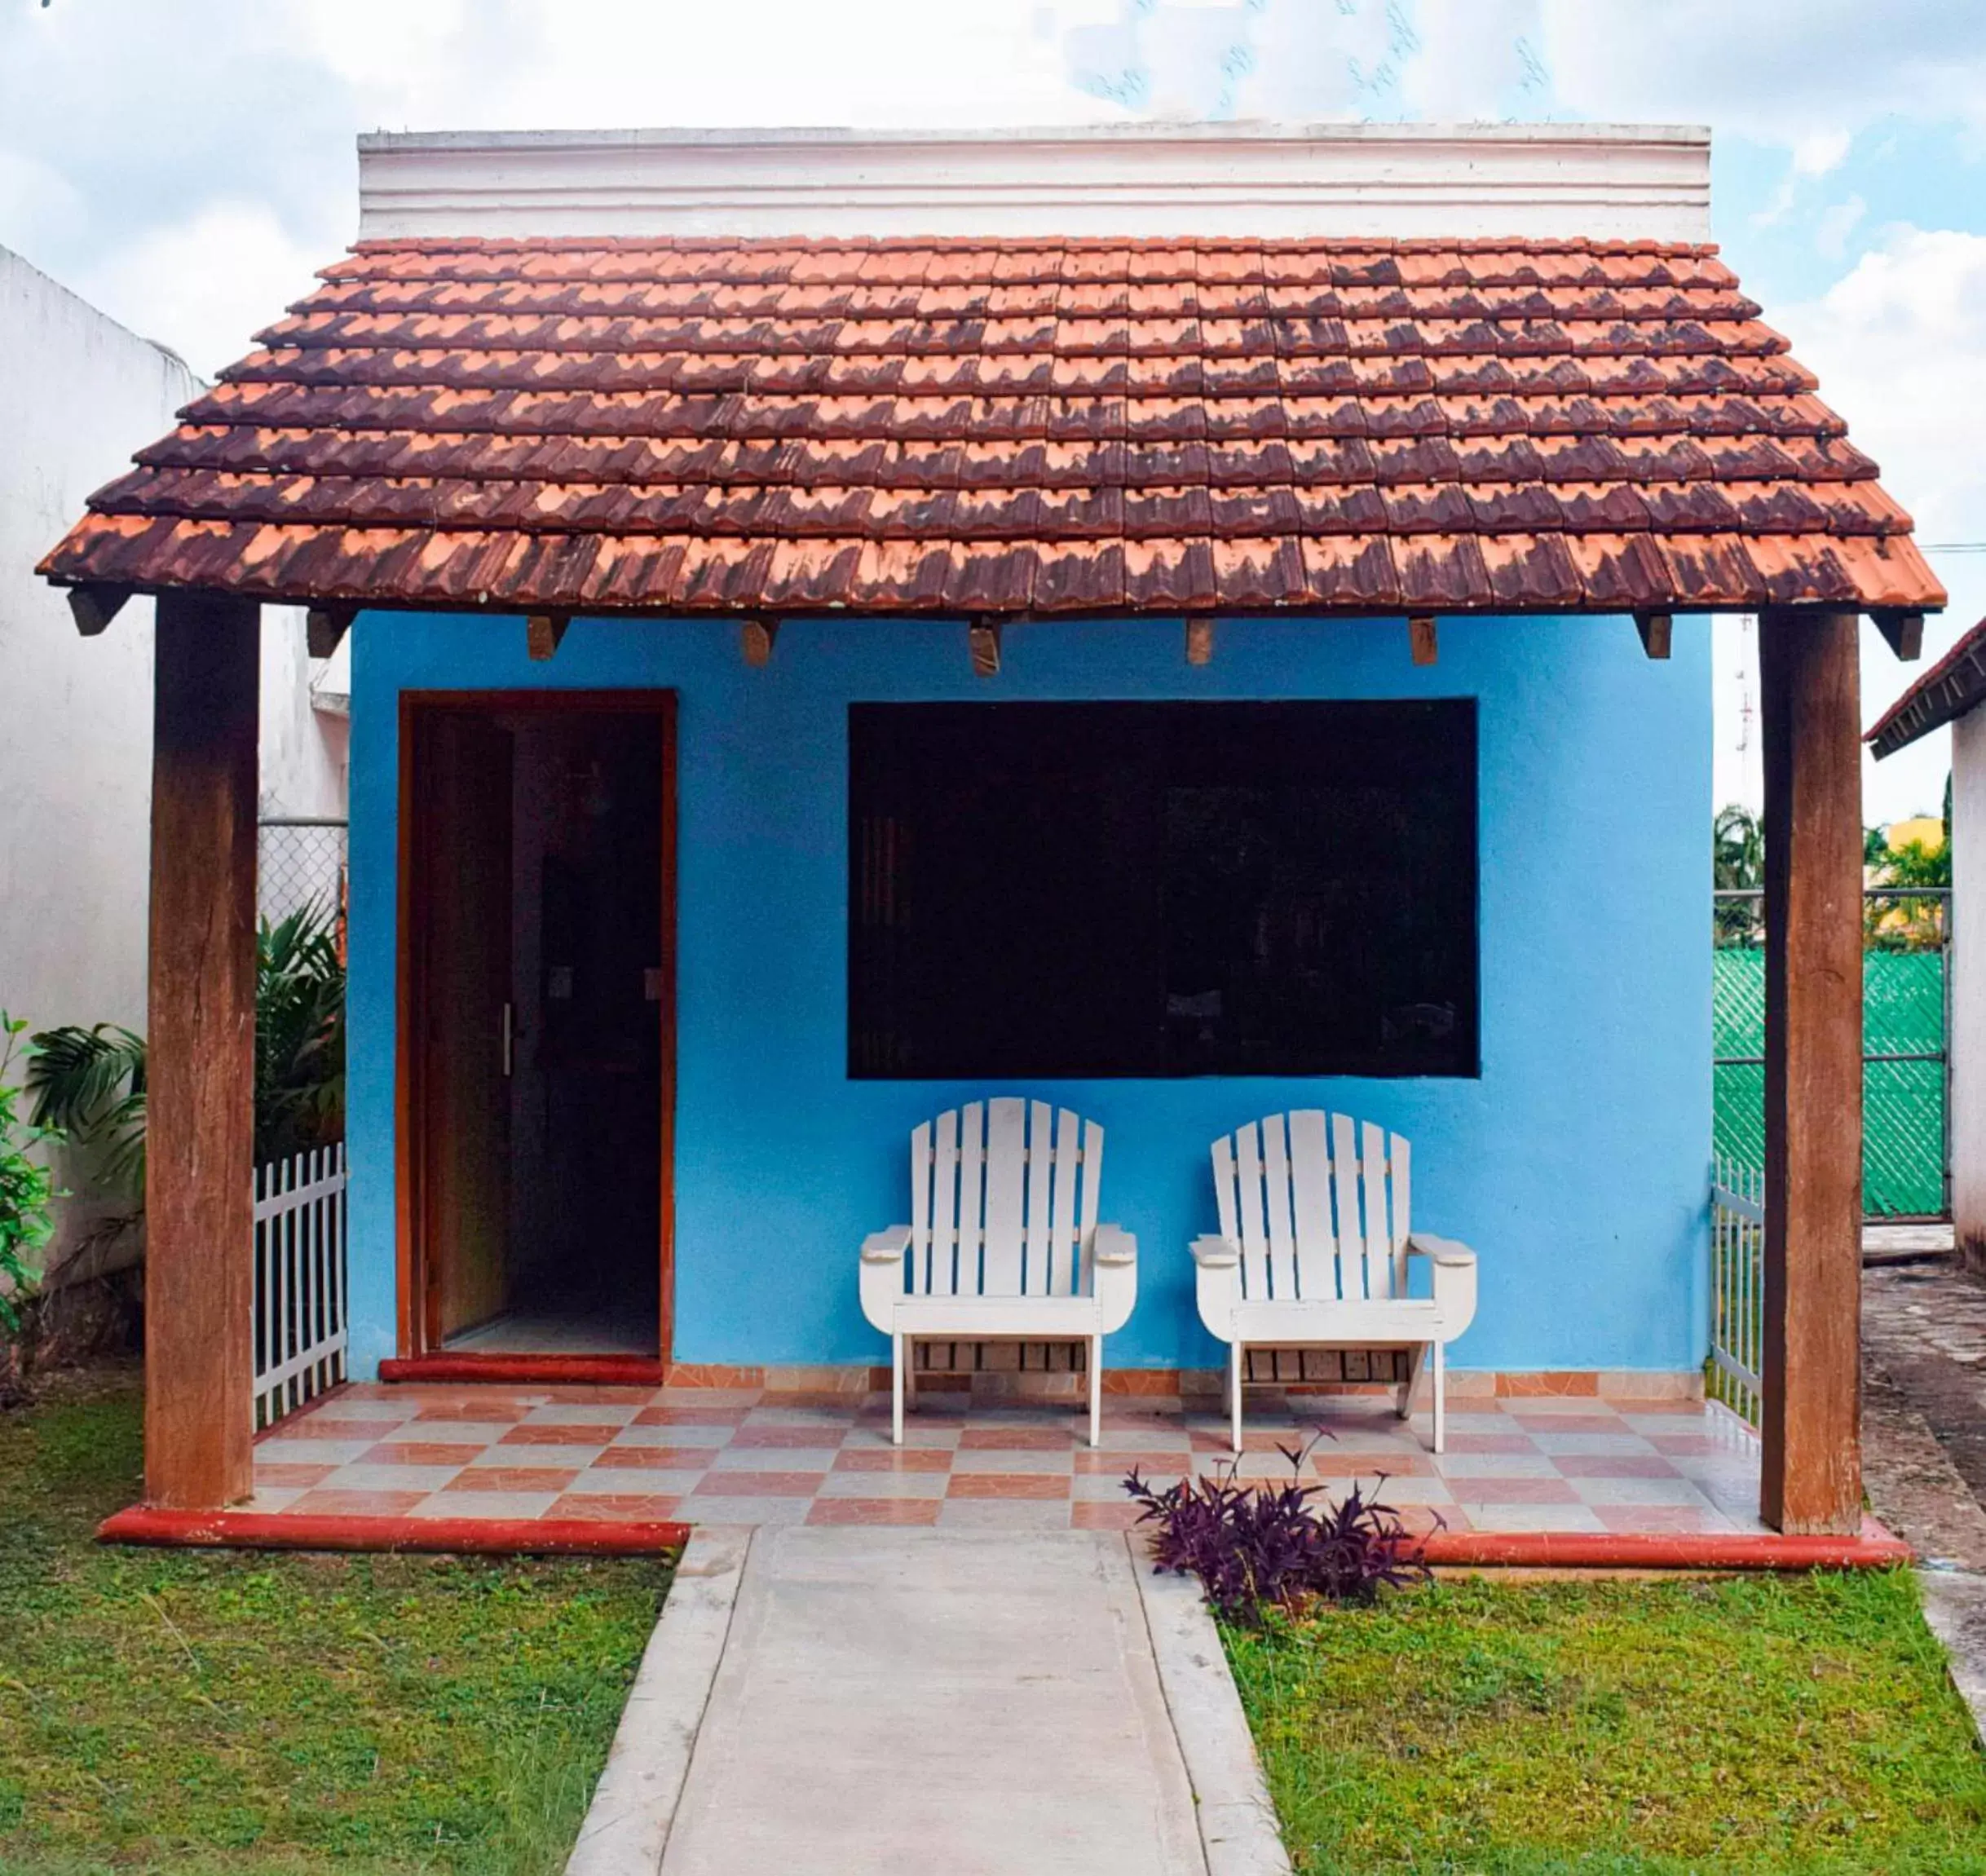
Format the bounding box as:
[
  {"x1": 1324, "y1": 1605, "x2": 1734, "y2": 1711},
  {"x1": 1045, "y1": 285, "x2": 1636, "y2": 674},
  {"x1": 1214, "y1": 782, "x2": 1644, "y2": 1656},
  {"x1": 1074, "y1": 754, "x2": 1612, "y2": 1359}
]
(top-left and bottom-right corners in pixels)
[
  {"x1": 145, "y1": 592, "x2": 261, "y2": 1507},
  {"x1": 1759, "y1": 607, "x2": 1863, "y2": 1534}
]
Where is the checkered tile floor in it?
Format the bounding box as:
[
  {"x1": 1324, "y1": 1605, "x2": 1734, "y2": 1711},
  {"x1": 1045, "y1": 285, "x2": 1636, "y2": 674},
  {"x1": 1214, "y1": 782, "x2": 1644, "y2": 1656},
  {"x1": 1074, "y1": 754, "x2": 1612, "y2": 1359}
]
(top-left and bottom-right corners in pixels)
[{"x1": 250, "y1": 1384, "x2": 1769, "y2": 1535}]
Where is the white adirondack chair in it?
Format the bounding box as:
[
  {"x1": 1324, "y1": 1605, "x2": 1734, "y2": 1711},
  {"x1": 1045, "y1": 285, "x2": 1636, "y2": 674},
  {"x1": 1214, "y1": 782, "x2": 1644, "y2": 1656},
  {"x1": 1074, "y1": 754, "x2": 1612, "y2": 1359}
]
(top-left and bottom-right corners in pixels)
[
  {"x1": 859, "y1": 1098, "x2": 1137, "y2": 1446},
  {"x1": 1192, "y1": 1112, "x2": 1477, "y2": 1454}
]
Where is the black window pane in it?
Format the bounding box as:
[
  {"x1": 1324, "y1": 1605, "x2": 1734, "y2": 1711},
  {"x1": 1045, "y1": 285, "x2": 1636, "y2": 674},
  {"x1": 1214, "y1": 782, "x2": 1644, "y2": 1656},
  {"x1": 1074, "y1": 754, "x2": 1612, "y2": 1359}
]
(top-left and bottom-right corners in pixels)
[{"x1": 849, "y1": 700, "x2": 1477, "y2": 1079}]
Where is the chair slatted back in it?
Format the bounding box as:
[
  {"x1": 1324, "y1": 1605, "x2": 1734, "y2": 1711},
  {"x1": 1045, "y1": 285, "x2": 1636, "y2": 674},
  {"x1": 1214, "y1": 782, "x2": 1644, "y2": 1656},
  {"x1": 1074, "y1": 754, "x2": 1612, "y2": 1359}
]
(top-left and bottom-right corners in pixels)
[
  {"x1": 1211, "y1": 1111, "x2": 1410, "y2": 1302},
  {"x1": 908, "y1": 1098, "x2": 1103, "y2": 1298}
]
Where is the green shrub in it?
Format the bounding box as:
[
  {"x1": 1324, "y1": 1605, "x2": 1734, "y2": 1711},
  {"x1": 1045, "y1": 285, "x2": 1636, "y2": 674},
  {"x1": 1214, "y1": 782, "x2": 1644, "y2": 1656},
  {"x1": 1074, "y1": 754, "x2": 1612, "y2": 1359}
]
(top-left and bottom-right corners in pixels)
[{"x1": 0, "y1": 1015, "x2": 60, "y2": 1332}]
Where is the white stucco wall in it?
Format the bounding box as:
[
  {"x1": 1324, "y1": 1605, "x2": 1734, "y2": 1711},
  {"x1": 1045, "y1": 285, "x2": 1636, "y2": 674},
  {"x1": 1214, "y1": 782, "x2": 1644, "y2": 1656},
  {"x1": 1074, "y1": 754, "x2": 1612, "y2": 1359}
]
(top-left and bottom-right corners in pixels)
[
  {"x1": 1954, "y1": 708, "x2": 1986, "y2": 1266},
  {"x1": 2, "y1": 245, "x2": 347, "y2": 1281}
]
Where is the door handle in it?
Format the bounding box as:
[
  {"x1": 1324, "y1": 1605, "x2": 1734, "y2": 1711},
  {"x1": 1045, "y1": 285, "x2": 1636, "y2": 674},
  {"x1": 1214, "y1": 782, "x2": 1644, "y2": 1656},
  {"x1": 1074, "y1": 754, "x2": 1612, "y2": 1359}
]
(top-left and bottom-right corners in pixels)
[{"x1": 501, "y1": 1001, "x2": 514, "y2": 1078}]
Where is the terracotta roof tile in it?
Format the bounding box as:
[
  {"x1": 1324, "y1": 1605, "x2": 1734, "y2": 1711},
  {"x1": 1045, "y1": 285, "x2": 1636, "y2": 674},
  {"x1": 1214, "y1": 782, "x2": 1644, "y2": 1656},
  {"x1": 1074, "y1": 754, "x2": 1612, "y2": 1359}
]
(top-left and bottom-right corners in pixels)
[{"x1": 41, "y1": 235, "x2": 1944, "y2": 614}]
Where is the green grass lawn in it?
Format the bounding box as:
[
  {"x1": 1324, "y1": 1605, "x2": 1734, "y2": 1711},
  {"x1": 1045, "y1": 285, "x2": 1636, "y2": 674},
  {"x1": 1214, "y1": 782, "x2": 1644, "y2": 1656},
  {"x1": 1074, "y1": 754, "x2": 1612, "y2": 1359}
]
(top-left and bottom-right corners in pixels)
[
  {"x1": 1225, "y1": 1572, "x2": 1986, "y2": 1876},
  {"x1": 0, "y1": 1371, "x2": 672, "y2": 1876}
]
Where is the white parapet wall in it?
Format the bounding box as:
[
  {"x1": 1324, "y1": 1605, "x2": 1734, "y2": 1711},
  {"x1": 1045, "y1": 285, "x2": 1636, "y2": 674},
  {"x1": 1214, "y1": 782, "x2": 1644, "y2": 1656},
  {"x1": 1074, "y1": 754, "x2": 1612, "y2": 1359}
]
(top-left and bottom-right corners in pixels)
[{"x1": 358, "y1": 121, "x2": 1712, "y2": 243}]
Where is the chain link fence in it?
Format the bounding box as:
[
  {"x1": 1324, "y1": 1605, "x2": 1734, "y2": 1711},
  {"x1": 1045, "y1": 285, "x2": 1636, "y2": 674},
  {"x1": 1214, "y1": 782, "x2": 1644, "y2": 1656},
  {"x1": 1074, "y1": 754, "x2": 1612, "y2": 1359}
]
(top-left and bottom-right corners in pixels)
[{"x1": 258, "y1": 818, "x2": 347, "y2": 928}]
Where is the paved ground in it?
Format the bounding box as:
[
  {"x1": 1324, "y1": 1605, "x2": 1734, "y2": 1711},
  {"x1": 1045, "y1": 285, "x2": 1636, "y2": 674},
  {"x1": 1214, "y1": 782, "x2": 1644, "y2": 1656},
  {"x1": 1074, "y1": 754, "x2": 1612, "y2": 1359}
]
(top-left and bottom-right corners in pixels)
[
  {"x1": 1865, "y1": 1260, "x2": 1986, "y2": 1546},
  {"x1": 655, "y1": 1529, "x2": 1207, "y2": 1874},
  {"x1": 249, "y1": 1384, "x2": 1768, "y2": 1537}
]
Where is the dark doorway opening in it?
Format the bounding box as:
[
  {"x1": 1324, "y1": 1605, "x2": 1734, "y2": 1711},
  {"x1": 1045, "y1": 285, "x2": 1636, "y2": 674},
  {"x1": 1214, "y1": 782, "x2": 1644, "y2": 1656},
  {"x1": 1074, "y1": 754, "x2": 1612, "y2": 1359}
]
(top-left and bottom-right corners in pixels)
[{"x1": 404, "y1": 695, "x2": 675, "y2": 1361}]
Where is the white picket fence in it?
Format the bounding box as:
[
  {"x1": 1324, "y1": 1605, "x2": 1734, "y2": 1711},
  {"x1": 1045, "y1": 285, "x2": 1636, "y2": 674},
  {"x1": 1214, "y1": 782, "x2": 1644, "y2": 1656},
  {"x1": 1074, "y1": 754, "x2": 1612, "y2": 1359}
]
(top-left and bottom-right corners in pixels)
[
  {"x1": 1709, "y1": 1157, "x2": 1764, "y2": 1428},
  {"x1": 253, "y1": 1143, "x2": 348, "y2": 1430}
]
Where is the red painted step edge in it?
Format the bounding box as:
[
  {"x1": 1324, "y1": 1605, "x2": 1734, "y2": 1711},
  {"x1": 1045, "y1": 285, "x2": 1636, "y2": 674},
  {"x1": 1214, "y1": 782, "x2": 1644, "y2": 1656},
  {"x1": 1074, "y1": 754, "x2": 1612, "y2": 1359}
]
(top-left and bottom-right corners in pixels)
[
  {"x1": 1420, "y1": 1525, "x2": 1913, "y2": 1571},
  {"x1": 377, "y1": 1353, "x2": 667, "y2": 1387},
  {"x1": 98, "y1": 1507, "x2": 688, "y2": 1556}
]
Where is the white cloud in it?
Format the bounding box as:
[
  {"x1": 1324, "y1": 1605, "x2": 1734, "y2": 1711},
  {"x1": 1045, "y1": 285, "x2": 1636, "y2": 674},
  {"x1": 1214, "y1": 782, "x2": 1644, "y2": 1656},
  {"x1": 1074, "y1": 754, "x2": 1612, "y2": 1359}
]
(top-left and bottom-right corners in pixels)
[
  {"x1": 1814, "y1": 192, "x2": 1866, "y2": 260},
  {"x1": 73, "y1": 201, "x2": 327, "y2": 382}
]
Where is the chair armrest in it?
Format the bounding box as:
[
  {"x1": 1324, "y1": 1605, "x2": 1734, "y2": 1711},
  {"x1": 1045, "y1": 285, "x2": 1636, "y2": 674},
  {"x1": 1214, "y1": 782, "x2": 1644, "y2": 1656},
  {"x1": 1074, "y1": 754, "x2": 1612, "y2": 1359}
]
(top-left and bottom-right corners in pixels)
[
  {"x1": 1406, "y1": 1233, "x2": 1476, "y2": 1269},
  {"x1": 1091, "y1": 1224, "x2": 1136, "y2": 1267},
  {"x1": 1190, "y1": 1234, "x2": 1241, "y2": 1269},
  {"x1": 861, "y1": 1226, "x2": 913, "y2": 1264}
]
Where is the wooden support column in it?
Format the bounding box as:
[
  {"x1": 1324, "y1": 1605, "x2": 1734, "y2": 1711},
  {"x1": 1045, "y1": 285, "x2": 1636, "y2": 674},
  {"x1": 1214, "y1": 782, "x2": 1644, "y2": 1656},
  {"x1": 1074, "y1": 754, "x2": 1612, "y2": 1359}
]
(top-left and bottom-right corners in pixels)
[
  {"x1": 146, "y1": 591, "x2": 261, "y2": 1508},
  {"x1": 1759, "y1": 607, "x2": 1864, "y2": 1535}
]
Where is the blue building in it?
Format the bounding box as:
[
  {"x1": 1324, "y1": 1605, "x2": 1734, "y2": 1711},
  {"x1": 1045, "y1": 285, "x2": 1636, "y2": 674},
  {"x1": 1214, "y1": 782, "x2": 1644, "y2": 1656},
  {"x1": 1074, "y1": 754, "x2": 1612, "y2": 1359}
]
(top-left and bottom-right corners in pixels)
[{"x1": 43, "y1": 125, "x2": 1939, "y2": 1529}]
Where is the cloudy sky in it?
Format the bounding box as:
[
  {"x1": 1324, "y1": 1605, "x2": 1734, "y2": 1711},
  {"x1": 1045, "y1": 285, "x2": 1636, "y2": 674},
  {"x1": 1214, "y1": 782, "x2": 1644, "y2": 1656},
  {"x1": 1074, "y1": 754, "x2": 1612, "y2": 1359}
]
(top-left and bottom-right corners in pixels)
[{"x1": 6, "y1": 0, "x2": 1983, "y2": 822}]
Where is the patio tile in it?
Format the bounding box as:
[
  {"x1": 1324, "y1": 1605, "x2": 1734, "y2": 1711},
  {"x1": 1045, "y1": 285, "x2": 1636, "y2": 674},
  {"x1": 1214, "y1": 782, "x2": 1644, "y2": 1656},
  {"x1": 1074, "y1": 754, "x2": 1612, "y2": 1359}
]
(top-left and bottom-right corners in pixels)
[
  {"x1": 677, "y1": 1493, "x2": 816, "y2": 1525},
  {"x1": 266, "y1": 1417, "x2": 393, "y2": 1441},
  {"x1": 468, "y1": 1441, "x2": 606, "y2": 1468},
  {"x1": 1444, "y1": 1476, "x2": 1582, "y2": 1505},
  {"x1": 297, "y1": 1397, "x2": 417, "y2": 1420},
  {"x1": 935, "y1": 1499, "x2": 1074, "y2": 1530},
  {"x1": 1073, "y1": 1473, "x2": 1167, "y2": 1503},
  {"x1": 1329, "y1": 1475, "x2": 1456, "y2": 1507},
  {"x1": 1624, "y1": 1410, "x2": 1733, "y2": 1435},
  {"x1": 254, "y1": 1462, "x2": 340, "y2": 1489},
  {"x1": 1525, "y1": 1431, "x2": 1661, "y2": 1456},
  {"x1": 413, "y1": 1491, "x2": 562, "y2": 1520},
  {"x1": 289, "y1": 1489, "x2": 431, "y2": 1517},
  {"x1": 1074, "y1": 1450, "x2": 1176, "y2": 1476},
  {"x1": 500, "y1": 1422, "x2": 629, "y2": 1447},
  {"x1": 1432, "y1": 1451, "x2": 1560, "y2": 1479},
  {"x1": 959, "y1": 1426, "x2": 1073, "y2": 1450},
  {"x1": 690, "y1": 1471, "x2": 825, "y2": 1498},
  {"x1": 949, "y1": 1448, "x2": 1074, "y2": 1475},
  {"x1": 1500, "y1": 1412, "x2": 1631, "y2": 1434},
  {"x1": 614, "y1": 1422, "x2": 734, "y2": 1449},
  {"x1": 412, "y1": 1401, "x2": 533, "y2": 1424},
  {"x1": 839, "y1": 1423, "x2": 963, "y2": 1450},
  {"x1": 523, "y1": 1402, "x2": 643, "y2": 1427},
  {"x1": 388, "y1": 1422, "x2": 518, "y2": 1447},
  {"x1": 832, "y1": 1446, "x2": 953, "y2": 1473},
  {"x1": 729, "y1": 1424, "x2": 854, "y2": 1449},
  {"x1": 1569, "y1": 1476, "x2": 1717, "y2": 1507},
  {"x1": 1071, "y1": 1502, "x2": 1145, "y2": 1530},
  {"x1": 946, "y1": 1473, "x2": 1071, "y2": 1500},
  {"x1": 1550, "y1": 1453, "x2": 1683, "y2": 1480},
  {"x1": 1310, "y1": 1448, "x2": 1439, "y2": 1477},
  {"x1": 633, "y1": 1404, "x2": 752, "y2": 1426},
  {"x1": 1084, "y1": 1427, "x2": 1196, "y2": 1453},
  {"x1": 360, "y1": 1441, "x2": 488, "y2": 1468},
  {"x1": 805, "y1": 1498, "x2": 943, "y2": 1526},
  {"x1": 1592, "y1": 1504, "x2": 1742, "y2": 1534},
  {"x1": 444, "y1": 1467, "x2": 579, "y2": 1494},
  {"x1": 591, "y1": 1445, "x2": 713, "y2": 1471},
  {"x1": 322, "y1": 1463, "x2": 467, "y2": 1494},
  {"x1": 1438, "y1": 1432, "x2": 1538, "y2": 1454},
  {"x1": 256, "y1": 1439, "x2": 378, "y2": 1468},
  {"x1": 817, "y1": 1471, "x2": 951, "y2": 1500},
  {"x1": 242, "y1": 1487, "x2": 310, "y2": 1512},
  {"x1": 708, "y1": 1446, "x2": 844, "y2": 1473},
  {"x1": 1461, "y1": 1504, "x2": 1609, "y2": 1533},
  {"x1": 1644, "y1": 1433, "x2": 1721, "y2": 1457},
  {"x1": 563, "y1": 1468, "x2": 708, "y2": 1497},
  {"x1": 546, "y1": 1494, "x2": 682, "y2": 1521}
]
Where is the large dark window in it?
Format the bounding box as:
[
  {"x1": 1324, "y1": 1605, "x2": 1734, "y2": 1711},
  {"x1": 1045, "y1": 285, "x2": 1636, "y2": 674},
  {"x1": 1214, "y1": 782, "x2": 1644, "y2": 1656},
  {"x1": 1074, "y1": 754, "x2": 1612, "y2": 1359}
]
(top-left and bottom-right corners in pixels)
[{"x1": 849, "y1": 700, "x2": 1478, "y2": 1079}]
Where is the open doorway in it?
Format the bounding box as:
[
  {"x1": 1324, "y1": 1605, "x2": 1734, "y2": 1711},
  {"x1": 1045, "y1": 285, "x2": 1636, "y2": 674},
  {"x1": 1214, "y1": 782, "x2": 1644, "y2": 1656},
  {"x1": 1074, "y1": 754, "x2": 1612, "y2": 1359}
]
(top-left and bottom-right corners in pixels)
[{"x1": 402, "y1": 693, "x2": 675, "y2": 1362}]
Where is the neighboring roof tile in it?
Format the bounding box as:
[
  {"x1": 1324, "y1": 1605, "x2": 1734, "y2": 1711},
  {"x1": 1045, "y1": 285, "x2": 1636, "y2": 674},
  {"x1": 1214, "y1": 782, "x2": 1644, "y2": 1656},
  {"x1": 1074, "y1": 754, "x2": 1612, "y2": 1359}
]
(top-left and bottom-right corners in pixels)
[
  {"x1": 1869, "y1": 616, "x2": 1986, "y2": 757},
  {"x1": 41, "y1": 236, "x2": 1947, "y2": 616}
]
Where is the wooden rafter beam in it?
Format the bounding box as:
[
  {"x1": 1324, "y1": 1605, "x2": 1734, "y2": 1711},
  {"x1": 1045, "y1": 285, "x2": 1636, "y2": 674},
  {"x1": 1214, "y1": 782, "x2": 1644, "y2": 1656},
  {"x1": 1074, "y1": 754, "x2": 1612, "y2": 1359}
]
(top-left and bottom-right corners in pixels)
[
  {"x1": 68, "y1": 583, "x2": 132, "y2": 637},
  {"x1": 741, "y1": 617, "x2": 779, "y2": 667},
  {"x1": 1872, "y1": 610, "x2": 1924, "y2": 661},
  {"x1": 969, "y1": 619, "x2": 1002, "y2": 678},
  {"x1": 306, "y1": 604, "x2": 355, "y2": 660},
  {"x1": 1409, "y1": 615, "x2": 1438, "y2": 666},
  {"x1": 526, "y1": 611, "x2": 570, "y2": 661},
  {"x1": 1185, "y1": 616, "x2": 1215, "y2": 666},
  {"x1": 1634, "y1": 610, "x2": 1674, "y2": 659}
]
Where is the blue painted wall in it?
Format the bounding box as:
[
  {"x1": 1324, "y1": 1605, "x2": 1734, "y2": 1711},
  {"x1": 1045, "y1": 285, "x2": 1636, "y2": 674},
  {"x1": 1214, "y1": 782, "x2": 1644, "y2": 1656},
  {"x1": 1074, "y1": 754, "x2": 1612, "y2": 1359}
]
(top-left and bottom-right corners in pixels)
[{"x1": 346, "y1": 610, "x2": 1713, "y2": 1379}]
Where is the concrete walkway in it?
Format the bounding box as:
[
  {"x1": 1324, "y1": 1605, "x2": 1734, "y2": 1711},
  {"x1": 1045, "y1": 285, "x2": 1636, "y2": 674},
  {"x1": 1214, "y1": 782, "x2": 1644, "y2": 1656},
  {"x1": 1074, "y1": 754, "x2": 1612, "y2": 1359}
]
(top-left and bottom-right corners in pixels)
[{"x1": 568, "y1": 1525, "x2": 1288, "y2": 1875}]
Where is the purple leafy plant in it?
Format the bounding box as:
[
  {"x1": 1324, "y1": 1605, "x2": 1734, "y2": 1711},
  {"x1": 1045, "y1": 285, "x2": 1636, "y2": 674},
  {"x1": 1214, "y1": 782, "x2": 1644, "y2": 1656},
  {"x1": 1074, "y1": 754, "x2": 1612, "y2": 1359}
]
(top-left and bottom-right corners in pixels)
[{"x1": 1124, "y1": 1435, "x2": 1435, "y2": 1624}]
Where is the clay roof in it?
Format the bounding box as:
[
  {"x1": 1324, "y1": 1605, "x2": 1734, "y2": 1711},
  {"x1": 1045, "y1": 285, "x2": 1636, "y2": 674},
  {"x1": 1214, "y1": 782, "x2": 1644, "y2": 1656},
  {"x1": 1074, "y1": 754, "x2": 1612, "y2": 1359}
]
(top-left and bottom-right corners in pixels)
[
  {"x1": 40, "y1": 236, "x2": 1947, "y2": 618},
  {"x1": 1869, "y1": 616, "x2": 1986, "y2": 757}
]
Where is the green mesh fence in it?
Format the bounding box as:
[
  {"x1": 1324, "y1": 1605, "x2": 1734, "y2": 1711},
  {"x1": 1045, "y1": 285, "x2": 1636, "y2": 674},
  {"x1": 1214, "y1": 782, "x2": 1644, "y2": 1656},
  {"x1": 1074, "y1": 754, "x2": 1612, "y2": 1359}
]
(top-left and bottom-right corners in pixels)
[{"x1": 1713, "y1": 948, "x2": 1947, "y2": 1216}]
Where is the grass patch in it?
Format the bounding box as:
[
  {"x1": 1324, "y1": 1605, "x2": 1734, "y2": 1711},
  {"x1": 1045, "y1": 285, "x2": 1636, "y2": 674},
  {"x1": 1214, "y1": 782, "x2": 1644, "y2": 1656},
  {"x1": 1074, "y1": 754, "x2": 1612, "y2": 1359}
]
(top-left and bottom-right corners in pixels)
[
  {"x1": 0, "y1": 1371, "x2": 672, "y2": 1875},
  {"x1": 1225, "y1": 1571, "x2": 1986, "y2": 1875}
]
